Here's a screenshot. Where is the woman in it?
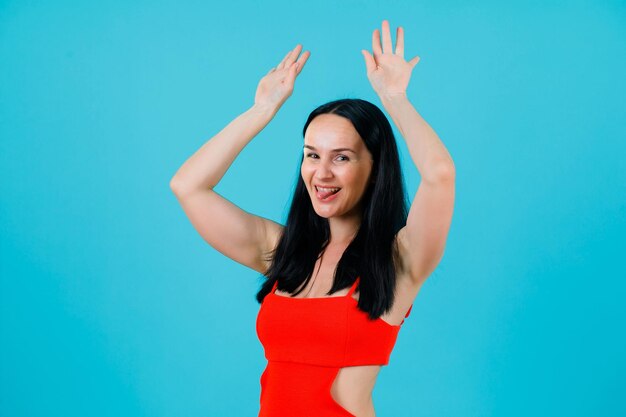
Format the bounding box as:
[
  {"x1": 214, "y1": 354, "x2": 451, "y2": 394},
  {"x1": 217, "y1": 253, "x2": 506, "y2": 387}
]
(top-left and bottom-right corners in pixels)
[{"x1": 171, "y1": 20, "x2": 455, "y2": 417}]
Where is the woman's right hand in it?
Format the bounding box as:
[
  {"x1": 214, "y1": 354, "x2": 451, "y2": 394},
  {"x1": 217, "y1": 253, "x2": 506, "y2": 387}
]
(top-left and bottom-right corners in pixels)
[{"x1": 254, "y1": 44, "x2": 310, "y2": 113}]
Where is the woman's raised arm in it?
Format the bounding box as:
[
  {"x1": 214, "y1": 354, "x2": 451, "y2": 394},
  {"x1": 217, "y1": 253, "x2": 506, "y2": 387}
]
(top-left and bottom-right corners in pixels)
[
  {"x1": 362, "y1": 21, "x2": 455, "y2": 284},
  {"x1": 170, "y1": 45, "x2": 310, "y2": 273}
]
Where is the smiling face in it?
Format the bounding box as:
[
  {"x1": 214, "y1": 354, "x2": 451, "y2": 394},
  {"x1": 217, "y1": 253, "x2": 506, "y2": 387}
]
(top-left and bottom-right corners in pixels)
[{"x1": 301, "y1": 114, "x2": 374, "y2": 219}]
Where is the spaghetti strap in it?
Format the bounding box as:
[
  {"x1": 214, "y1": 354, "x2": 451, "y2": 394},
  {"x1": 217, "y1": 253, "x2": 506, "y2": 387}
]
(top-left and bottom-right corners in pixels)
[
  {"x1": 399, "y1": 303, "x2": 413, "y2": 325},
  {"x1": 405, "y1": 304, "x2": 413, "y2": 318},
  {"x1": 271, "y1": 280, "x2": 278, "y2": 294},
  {"x1": 346, "y1": 277, "x2": 360, "y2": 297}
]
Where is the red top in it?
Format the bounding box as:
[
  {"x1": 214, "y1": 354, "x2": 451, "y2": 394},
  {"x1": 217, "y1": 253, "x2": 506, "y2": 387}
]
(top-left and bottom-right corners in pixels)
[{"x1": 256, "y1": 276, "x2": 412, "y2": 367}]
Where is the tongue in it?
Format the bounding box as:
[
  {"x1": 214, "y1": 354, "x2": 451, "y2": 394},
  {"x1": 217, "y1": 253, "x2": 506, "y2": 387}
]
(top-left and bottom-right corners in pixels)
[{"x1": 318, "y1": 189, "x2": 338, "y2": 199}]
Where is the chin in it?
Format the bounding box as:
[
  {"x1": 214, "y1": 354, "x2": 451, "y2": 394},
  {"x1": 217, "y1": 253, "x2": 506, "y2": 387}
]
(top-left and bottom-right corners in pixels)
[
  {"x1": 312, "y1": 208, "x2": 333, "y2": 218},
  {"x1": 311, "y1": 205, "x2": 340, "y2": 219}
]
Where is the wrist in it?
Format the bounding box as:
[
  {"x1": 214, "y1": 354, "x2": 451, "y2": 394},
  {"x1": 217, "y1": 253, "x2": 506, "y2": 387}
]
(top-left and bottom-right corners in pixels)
[
  {"x1": 250, "y1": 102, "x2": 279, "y2": 119},
  {"x1": 379, "y1": 91, "x2": 409, "y2": 105}
]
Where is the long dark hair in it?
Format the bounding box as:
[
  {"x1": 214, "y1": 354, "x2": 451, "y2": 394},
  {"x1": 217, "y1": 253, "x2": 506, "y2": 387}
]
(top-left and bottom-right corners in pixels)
[{"x1": 255, "y1": 98, "x2": 409, "y2": 320}]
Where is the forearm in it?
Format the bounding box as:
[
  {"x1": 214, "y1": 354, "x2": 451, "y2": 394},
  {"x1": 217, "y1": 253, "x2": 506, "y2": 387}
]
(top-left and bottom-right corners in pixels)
[
  {"x1": 170, "y1": 104, "x2": 277, "y2": 194},
  {"x1": 380, "y1": 93, "x2": 454, "y2": 182}
]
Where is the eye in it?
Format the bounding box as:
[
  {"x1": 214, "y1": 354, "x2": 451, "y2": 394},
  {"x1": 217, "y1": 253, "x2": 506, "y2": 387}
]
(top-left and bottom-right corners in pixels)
[
  {"x1": 306, "y1": 153, "x2": 319, "y2": 158},
  {"x1": 336, "y1": 155, "x2": 349, "y2": 161}
]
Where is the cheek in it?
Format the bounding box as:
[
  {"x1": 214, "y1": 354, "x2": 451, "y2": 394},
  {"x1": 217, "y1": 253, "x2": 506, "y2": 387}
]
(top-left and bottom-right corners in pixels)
[
  {"x1": 353, "y1": 170, "x2": 372, "y2": 191},
  {"x1": 346, "y1": 168, "x2": 368, "y2": 184},
  {"x1": 300, "y1": 165, "x2": 312, "y2": 181}
]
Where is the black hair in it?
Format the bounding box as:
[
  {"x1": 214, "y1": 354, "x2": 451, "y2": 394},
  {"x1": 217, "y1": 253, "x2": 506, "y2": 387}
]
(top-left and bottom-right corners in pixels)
[{"x1": 255, "y1": 98, "x2": 409, "y2": 320}]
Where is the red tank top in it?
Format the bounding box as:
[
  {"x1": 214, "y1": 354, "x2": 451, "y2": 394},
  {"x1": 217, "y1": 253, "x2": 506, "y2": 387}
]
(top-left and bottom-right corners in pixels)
[{"x1": 255, "y1": 276, "x2": 413, "y2": 416}]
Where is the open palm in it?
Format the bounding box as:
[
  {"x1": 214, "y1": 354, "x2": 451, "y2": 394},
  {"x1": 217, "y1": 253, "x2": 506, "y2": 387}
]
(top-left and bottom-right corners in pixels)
[
  {"x1": 361, "y1": 20, "x2": 420, "y2": 97},
  {"x1": 255, "y1": 44, "x2": 310, "y2": 111}
]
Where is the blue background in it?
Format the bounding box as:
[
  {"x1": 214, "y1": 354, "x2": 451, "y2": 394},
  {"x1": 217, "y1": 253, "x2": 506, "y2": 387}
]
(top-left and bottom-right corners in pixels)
[{"x1": 1, "y1": 0, "x2": 625, "y2": 416}]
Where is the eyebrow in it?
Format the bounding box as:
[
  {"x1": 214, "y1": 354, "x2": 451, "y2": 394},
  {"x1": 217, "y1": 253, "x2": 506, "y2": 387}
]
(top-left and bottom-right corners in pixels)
[{"x1": 303, "y1": 145, "x2": 356, "y2": 154}]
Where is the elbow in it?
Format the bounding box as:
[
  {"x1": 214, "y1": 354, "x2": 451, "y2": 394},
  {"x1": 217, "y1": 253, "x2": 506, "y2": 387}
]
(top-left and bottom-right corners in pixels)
[
  {"x1": 169, "y1": 176, "x2": 212, "y2": 197},
  {"x1": 169, "y1": 176, "x2": 188, "y2": 196},
  {"x1": 424, "y1": 160, "x2": 455, "y2": 183}
]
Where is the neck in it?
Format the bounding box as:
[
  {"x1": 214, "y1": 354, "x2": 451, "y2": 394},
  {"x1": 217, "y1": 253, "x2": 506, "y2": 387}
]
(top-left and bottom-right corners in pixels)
[{"x1": 327, "y1": 215, "x2": 361, "y2": 247}]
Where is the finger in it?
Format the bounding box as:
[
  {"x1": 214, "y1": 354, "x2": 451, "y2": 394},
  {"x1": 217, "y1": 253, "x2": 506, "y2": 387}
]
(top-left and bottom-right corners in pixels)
[
  {"x1": 276, "y1": 48, "x2": 293, "y2": 70},
  {"x1": 295, "y1": 50, "x2": 310, "y2": 75},
  {"x1": 284, "y1": 44, "x2": 303, "y2": 68},
  {"x1": 372, "y1": 28, "x2": 382, "y2": 57},
  {"x1": 381, "y1": 20, "x2": 393, "y2": 54},
  {"x1": 409, "y1": 54, "x2": 421, "y2": 68},
  {"x1": 361, "y1": 50, "x2": 376, "y2": 74},
  {"x1": 277, "y1": 44, "x2": 300, "y2": 70},
  {"x1": 285, "y1": 61, "x2": 299, "y2": 86},
  {"x1": 395, "y1": 26, "x2": 404, "y2": 58}
]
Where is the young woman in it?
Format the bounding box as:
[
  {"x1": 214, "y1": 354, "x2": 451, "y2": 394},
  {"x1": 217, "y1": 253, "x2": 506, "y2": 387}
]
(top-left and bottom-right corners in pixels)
[{"x1": 171, "y1": 20, "x2": 455, "y2": 417}]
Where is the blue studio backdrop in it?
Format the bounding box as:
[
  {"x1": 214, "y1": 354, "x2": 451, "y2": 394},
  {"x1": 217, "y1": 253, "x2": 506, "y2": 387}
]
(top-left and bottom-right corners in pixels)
[{"x1": 1, "y1": 1, "x2": 625, "y2": 416}]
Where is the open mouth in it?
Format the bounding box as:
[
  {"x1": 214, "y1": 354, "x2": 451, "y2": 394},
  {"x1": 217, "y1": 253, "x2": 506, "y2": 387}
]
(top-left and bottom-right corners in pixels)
[{"x1": 315, "y1": 186, "x2": 341, "y2": 201}]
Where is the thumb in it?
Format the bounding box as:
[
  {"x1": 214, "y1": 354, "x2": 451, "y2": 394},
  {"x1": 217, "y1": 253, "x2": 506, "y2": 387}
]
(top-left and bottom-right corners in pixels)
[
  {"x1": 409, "y1": 55, "x2": 421, "y2": 68},
  {"x1": 361, "y1": 50, "x2": 376, "y2": 74}
]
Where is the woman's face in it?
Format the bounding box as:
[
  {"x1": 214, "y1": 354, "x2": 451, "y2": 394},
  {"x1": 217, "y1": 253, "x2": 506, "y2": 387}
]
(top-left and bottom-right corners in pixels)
[{"x1": 301, "y1": 114, "x2": 374, "y2": 219}]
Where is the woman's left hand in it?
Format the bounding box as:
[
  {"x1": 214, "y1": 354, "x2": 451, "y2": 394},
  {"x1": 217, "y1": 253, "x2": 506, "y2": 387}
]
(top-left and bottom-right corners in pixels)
[{"x1": 361, "y1": 20, "x2": 420, "y2": 98}]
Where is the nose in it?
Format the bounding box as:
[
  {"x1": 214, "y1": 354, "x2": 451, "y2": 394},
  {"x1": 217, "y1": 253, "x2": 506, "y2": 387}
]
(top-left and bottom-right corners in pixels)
[{"x1": 313, "y1": 159, "x2": 334, "y2": 180}]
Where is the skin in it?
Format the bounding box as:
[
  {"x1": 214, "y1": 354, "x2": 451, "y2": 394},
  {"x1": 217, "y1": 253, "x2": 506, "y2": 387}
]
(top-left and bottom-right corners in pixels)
[
  {"x1": 172, "y1": 19, "x2": 454, "y2": 417},
  {"x1": 301, "y1": 113, "x2": 374, "y2": 246},
  {"x1": 255, "y1": 21, "x2": 435, "y2": 417}
]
